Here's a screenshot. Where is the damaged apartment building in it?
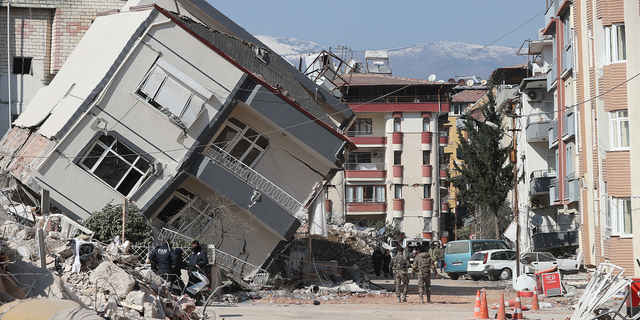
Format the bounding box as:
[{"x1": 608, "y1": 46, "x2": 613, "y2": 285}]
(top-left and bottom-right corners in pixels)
[{"x1": 0, "y1": 0, "x2": 355, "y2": 270}]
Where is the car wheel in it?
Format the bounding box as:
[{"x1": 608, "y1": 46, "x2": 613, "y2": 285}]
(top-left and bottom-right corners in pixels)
[
  {"x1": 499, "y1": 268, "x2": 512, "y2": 280},
  {"x1": 470, "y1": 275, "x2": 482, "y2": 281},
  {"x1": 449, "y1": 273, "x2": 459, "y2": 280},
  {"x1": 488, "y1": 275, "x2": 498, "y2": 281}
]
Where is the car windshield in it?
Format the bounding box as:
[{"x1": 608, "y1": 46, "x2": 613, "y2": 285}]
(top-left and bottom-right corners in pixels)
[{"x1": 470, "y1": 252, "x2": 485, "y2": 261}]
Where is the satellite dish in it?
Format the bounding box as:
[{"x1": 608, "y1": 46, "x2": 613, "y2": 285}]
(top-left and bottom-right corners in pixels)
[
  {"x1": 448, "y1": 78, "x2": 456, "y2": 84},
  {"x1": 466, "y1": 79, "x2": 475, "y2": 86},
  {"x1": 428, "y1": 74, "x2": 436, "y2": 81},
  {"x1": 480, "y1": 79, "x2": 487, "y2": 85},
  {"x1": 531, "y1": 215, "x2": 543, "y2": 227},
  {"x1": 457, "y1": 79, "x2": 465, "y2": 86}
]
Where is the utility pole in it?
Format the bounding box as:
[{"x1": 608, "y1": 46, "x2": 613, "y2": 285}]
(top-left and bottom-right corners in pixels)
[{"x1": 508, "y1": 100, "x2": 520, "y2": 277}]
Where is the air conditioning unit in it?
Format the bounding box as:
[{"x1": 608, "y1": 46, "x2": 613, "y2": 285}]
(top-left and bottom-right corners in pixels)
[
  {"x1": 371, "y1": 151, "x2": 381, "y2": 158},
  {"x1": 526, "y1": 90, "x2": 542, "y2": 102}
]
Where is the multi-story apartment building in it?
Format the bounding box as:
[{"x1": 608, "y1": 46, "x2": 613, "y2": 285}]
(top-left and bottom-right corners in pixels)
[
  {"x1": 515, "y1": 0, "x2": 639, "y2": 274},
  {"x1": 326, "y1": 74, "x2": 455, "y2": 241},
  {"x1": 0, "y1": 0, "x2": 127, "y2": 135}
]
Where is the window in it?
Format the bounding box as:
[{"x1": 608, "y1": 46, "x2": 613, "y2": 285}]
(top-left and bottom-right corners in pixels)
[
  {"x1": 423, "y1": 118, "x2": 430, "y2": 132},
  {"x1": 450, "y1": 103, "x2": 465, "y2": 116},
  {"x1": 348, "y1": 118, "x2": 372, "y2": 135},
  {"x1": 422, "y1": 217, "x2": 432, "y2": 232},
  {"x1": 212, "y1": 118, "x2": 269, "y2": 167},
  {"x1": 604, "y1": 24, "x2": 626, "y2": 63},
  {"x1": 137, "y1": 58, "x2": 213, "y2": 128},
  {"x1": 566, "y1": 145, "x2": 573, "y2": 174},
  {"x1": 394, "y1": 184, "x2": 402, "y2": 199},
  {"x1": 393, "y1": 118, "x2": 401, "y2": 132},
  {"x1": 423, "y1": 184, "x2": 431, "y2": 198},
  {"x1": 423, "y1": 151, "x2": 430, "y2": 165},
  {"x1": 80, "y1": 135, "x2": 150, "y2": 197},
  {"x1": 393, "y1": 217, "x2": 403, "y2": 230},
  {"x1": 345, "y1": 185, "x2": 386, "y2": 203},
  {"x1": 12, "y1": 57, "x2": 32, "y2": 74},
  {"x1": 348, "y1": 152, "x2": 372, "y2": 164},
  {"x1": 611, "y1": 111, "x2": 629, "y2": 149},
  {"x1": 394, "y1": 151, "x2": 402, "y2": 165},
  {"x1": 611, "y1": 198, "x2": 632, "y2": 236}
]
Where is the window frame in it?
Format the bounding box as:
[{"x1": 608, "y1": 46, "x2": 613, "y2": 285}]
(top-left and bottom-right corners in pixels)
[
  {"x1": 604, "y1": 24, "x2": 626, "y2": 64},
  {"x1": 423, "y1": 184, "x2": 431, "y2": 198},
  {"x1": 345, "y1": 185, "x2": 386, "y2": 203},
  {"x1": 394, "y1": 184, "x2": 402, "y2": 199},
  {"x1": 423, "y1": 117, "x2": 431, "y2": 132},
  {"x1": 136, "y1": 58, "x2": 213, "y2": 128},
  {"x1": 610, "y1": 110, "x2": 629, "y2": 150},
  {"x1": 394, "y1": 151, "x2": 402, "y2": 165},
  {"x1": 78, "y1": 134, "x2": 151, "y2": 197},
  {"x1": 212, "y1": 118, "x2": 269, "y2": 167},
  {"x1": 611, "y1": 197, "x2": 632, "y2": 236},
  {"x1": 393, "y1": 118, "x2": 401, "y2": 132},
  {"x1": 12, "y1": 57, "x2": 32, "y2": 75},
  {"x1": 349, "y1": 118, "x2": 373, "y2": 135},
  {"x1": 423, "y1": 150, "x2": 431, "y2": 165}
]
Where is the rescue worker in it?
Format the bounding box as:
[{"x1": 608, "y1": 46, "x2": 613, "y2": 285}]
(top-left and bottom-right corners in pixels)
[
  {"x1": 172, "y1": 247, "x2": 187, "y2": 294},
  {"x1": 148, "y1": 239, "x2": 176, "y2": 284},
  {"x1": 390, "y1": 247, "x2": 410, "y2": 303},
  {"x1": 188, "y1": 240, "x2": 209, "y2": 287},
  {"x1": 412, "y1": 246, "x2": 438, "y2": 303}
]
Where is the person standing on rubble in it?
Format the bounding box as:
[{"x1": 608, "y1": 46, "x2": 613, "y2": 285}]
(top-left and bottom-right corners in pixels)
[
  {"x1": 390, "y1": 247, "x2": 410, "y2": 303},
  {"x1": 412, "y1": 247, "x2": 438, "y2": 303},
  {"x1": 148, "y1": 239, "x2": 176, "y2": 284},
  {"x1": 372, "y1": 247, "x2": 384, "y2": 278}
]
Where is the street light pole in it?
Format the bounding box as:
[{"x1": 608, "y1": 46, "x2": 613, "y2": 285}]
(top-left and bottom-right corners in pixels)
[{"x1": 509, "y1": 101, "x2": 520, "y2": 278}]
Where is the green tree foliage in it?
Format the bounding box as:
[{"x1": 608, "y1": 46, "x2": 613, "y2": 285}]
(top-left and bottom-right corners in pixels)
[
  {"x1": 449, "y1": 87, "x2": 514, "y2": 239},
  {"x1": 83, "y1": 201, "x2": 152, "y2": 244}
]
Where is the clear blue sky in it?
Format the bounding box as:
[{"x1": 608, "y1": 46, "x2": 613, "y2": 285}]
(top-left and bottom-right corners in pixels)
[{"x1": 206, "y1": 0, "x2": 547, "y2": 50}]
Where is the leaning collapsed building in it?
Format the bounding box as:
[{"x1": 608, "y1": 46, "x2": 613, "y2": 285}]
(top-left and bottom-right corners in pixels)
[{"x1": 0, "y1": 0, "x2": 355, "y2": 271}]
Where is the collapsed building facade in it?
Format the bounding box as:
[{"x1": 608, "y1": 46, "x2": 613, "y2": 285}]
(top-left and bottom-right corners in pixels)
[{"x1": 0, "y1": 0, "x2": 355, "y2": 271}]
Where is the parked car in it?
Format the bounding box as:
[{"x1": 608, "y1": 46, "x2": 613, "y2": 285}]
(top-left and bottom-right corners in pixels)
[
  {"x1": 520, "y1": 252, "x2": 581, "y2": 275},
  {"x1": 403, "y1": 238, "x2": 431, "y2": 263},
  {"x1": 467, "y1": 249, "x2": 516, "y2": 281},
  {"x1": 444, "y1": 239, "x2": 511, "y2": 280}
]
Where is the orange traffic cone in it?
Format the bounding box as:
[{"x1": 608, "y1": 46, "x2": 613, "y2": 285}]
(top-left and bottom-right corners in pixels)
[
  {"x1": 513, "y1": 291, "x2": 524, "y2": 320},
  {"x1": 532, "y1": 286, "x2": 540, "y2": 310},
  {"x1": 478, "y1": 289, "x2": 490, "y2": 320},
  {"x1": 496, "y1": 293, "x2": 506, "y2": 320},
  {"x1": 491, "y1": 298, "x2": 517, "y2": 309},
  {"x1": 471, "y1": 290, "x2": 481, "y2": 319}
]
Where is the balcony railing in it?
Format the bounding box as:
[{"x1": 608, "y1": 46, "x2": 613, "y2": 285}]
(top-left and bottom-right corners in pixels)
[
  {"x1": 548, "y1": 119, "x2": 558, "y2": 149},
  {"x1": 202, "y1": 144, "x2": 304, "y2": 219},
  {"x1": 563, "y1": 106, "x2": 575, "y2": 140},
  {"x1": 526, "y1": 112, "x2": 552, "y2": 127},
  {"x1": 547, "y1": 59, "x2": 557, "y2": 90},
  {"x1": 346, "y1": 131, "x2": 385, "y2": 137},
  {"x1": 344, "y1": 94, "x2": 450, "y2": 104},
  {"x1": 530, "y1": 170, "x2": 556, "y2": 195},
  {"x1": 345, "y1": 163, "x2": 386, "y2": 170},
  {"x1": 346, "y1": 198, "x2": 387, "y2": 204}
]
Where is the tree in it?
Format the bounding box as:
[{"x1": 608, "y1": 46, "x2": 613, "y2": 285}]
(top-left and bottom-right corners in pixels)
[
  {"x1": 449, "y1": 86, "x2": 514, "y2": 239},
  {"x1": 83, "y1": 201, "x2": 152, "y2": 244}
]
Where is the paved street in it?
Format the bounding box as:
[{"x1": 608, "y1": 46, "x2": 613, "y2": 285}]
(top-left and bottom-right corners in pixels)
[{"x1": 199, "y1": 273, "x2": 577, "y2": 319}]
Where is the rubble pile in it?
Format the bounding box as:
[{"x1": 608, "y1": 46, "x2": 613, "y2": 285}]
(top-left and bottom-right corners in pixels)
[
  {"x1": 311, "y1": 223, "x2": 380, "y2": 273},
  {"x1": 0, "y1": 218, "x2": 204, "y2": 320}
]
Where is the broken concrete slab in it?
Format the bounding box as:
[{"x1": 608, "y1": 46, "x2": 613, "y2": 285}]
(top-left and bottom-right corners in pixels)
[{"x1": 89, "y1": 261, "x2": 135, "y2": 299}]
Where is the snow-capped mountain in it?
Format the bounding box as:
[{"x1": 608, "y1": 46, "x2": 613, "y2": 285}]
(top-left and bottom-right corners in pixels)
[{"x1": 256, "y1": 36, "x2": 527, "y2": 81}]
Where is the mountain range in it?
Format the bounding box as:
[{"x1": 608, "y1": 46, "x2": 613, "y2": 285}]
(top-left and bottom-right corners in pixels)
[{"x1": 255, "y1": 35, "x2": 528, "y2": 82}]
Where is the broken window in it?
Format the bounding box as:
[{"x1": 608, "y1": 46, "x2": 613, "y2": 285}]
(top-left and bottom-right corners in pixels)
[
  {"x1": 212, "y1": 118, "x2": 269, "y2": 167},
  {"x1": 79, "y1": 135, "x2": 150, "y2": 197},
  {"x1": 348, "y1": 118, "x2": 372, "y2": 135},
  {"x1": 137, "y1": 58, "x2": 213, "y2": 128},
  {"x1": 12, "y1": 57, "x2": 32, "y2": 74}
]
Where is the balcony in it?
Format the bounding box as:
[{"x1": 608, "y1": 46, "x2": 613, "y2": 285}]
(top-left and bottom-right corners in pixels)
[
  {"x1": 441, "y1": 202, "x2": 449, "y2": 213},
  {"x1": 548, "y1": 119, "x2": 558, "y2": 149},
  {"x1": 346, "y1": 200, "x2": 387, "y2": 213},
  {"x1": 347, "y1": 131, "x2": 386, "y2": 145},
  {"x1": 530, "y1": 170, "x2": 555, "y2": 196},
  {"x1": 393, "y1": 199, "x2": 404, "y2": 218},
  {"x1": 421, "y1": 132, "x2": 433, "y2": 150},
  {"x1": 562, "y1": 45, "x2": 573, "y2": 76},
  {"x1": 526, "y1": 112, "x2": 551, "y2": 143},
  {"x1": 422, "y1": 165, "x2": 433, "y2": 184},
  {"x1": 202, "y1": 144, "x2": 303, "y2": 218},
  {"x1": 547, "y1": 60, "x2": 557, "y2": 90},
  {"x1": 532, "y1": 222, "x2": 580, "y2": 251},
  {"x1": 549, "y1": 178, "x2": 559, "y2": 203},
  {"x1": 439, "y1": 169, "x2": 447, "y2": 180},
  {"x1": 392, "y1": 132, "x2": 403, "y2": 150},
  {"x1": 562, "y1": 107, "x2": 575, "y2": 141},
  {"x1": 343, "y1": 94, "x2": 450, "y2": 104},
  {"x1": 566, "y1": 173, "x2": 580, "y2": 203},
  {"x1": 438, "y1": 131, "x2": 449, "y2": 147},
  {"x1": 344, "y1": 163, "x2": 386, "y2": 180},
  {"x1": 422, "y1": 198, "x2": 433, "y2": 217},
  {"x1": 392, "y1": 165, "x2": 403, "y2": 184}
]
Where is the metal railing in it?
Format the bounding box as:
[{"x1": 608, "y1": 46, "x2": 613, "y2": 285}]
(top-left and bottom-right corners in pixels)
[
  {"x1": 214, "y1": 249, "x2": 269, "y2": 288},
  {"x1": 343, "y1": 94, "x2": 450, "y2": 104},
  {"x1": 202, "y1": 144, "x2": 304, "y2": 220},
  {"x1": 530, "y1": 169, "x2": 556, "y2": 180},
  {"x1": 346, "y1": 198, "x2": 387, "y2": 204},
  {"x1": 526, "y1": 112, "x2": 552, "y2": 127},
  {"x1": 344, "y1": 163, "x2": 386, "y2": 170}
]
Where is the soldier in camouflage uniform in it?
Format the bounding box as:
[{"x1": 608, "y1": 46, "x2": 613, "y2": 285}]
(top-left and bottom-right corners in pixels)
[
  {"x1": 390, "y1": 247, "x2": 410, "y2": 303},
  {"x1": 412, "y1": 247, "x2": 438, "y2": 303}
]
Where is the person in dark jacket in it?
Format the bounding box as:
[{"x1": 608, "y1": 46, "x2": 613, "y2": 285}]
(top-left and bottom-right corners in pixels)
[
  {"x1": 148, "y1": 239, "x2": 176, "y2": 284},
  {"x1": 382, "y1": 249, "x2": 391, "y2": 277},
  {"x1": 372, "y1": 247, "x2": 384, "y2": 277},
  {"x1": 189, "y1": 240, "x2": 209, "y2": 272},
  {"x1": 172, "y1": 248, "x2": 187, "y2": 293}
]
